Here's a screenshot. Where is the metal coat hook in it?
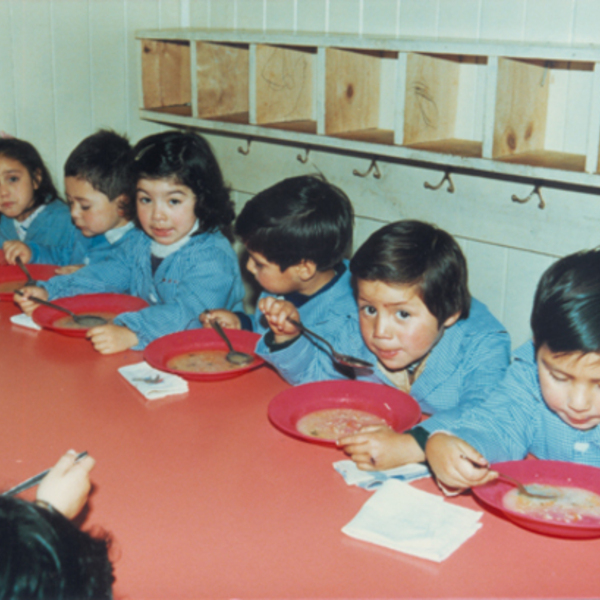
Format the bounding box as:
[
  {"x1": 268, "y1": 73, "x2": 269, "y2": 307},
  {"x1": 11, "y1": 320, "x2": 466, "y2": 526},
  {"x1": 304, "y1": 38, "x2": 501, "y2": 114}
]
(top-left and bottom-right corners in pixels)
[
  {"x1": 238, "y1": 139, "x2": 251, "y2": 155},
  {"x1": 297, "y1": 148, "x2": 310, "y2": 164},
  {"x1": 353, "y1": 160, "x2": 381, "y2": 179},
  {"x1": 424, "y1": 170, "x2": 455, "y2": 193},
  {"x1": 511, "y1": 185, "x2": 545, "y2": 209}
]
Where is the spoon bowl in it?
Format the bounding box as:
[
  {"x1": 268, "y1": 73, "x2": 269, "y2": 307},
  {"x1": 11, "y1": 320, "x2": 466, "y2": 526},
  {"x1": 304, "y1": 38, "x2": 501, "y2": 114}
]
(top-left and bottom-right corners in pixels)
[{"x1": 211, "y1": 320, "x2": 255, "y2": 366}]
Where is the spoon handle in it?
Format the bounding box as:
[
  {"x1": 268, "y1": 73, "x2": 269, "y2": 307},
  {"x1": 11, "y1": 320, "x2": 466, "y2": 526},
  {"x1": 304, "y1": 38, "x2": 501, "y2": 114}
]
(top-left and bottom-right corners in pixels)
[
  {"x1": 287, "y1": 317, "x2": 335, "y2": 353},
  {"x1": 14, "y1": 290, "x2": 77, "y2": 318},
  {"x1": 211, "y1": 320, "x2": 235, "y2": 353},
  {"x1": 15, "y1": 256, "x2": 36, "y2": 286}
]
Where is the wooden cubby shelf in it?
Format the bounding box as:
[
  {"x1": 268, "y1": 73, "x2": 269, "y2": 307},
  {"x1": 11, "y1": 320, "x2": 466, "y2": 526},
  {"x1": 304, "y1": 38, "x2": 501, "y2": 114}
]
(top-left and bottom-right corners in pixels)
[{"x1": 137, "y1": 29, "x2": 600, "y2": 190}]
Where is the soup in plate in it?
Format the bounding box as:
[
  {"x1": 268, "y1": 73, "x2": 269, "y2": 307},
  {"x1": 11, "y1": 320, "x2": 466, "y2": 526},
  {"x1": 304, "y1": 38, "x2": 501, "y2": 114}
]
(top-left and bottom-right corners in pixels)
[
  {"x1": 296, "y1": 408, "x2": 388, "y2": 440},
  {"x1": 53, "y1": 312, "x2": 116, "y2": 329},
  {"x1": 167, "y1": 350, "x2": 252, "y2": 373}
]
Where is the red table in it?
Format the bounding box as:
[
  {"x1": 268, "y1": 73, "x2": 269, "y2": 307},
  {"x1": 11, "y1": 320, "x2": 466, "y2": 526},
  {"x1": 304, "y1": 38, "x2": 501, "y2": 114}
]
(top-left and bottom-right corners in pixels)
[{"x1": 1, "y1": 301, "x2": 599, "y2": 599}]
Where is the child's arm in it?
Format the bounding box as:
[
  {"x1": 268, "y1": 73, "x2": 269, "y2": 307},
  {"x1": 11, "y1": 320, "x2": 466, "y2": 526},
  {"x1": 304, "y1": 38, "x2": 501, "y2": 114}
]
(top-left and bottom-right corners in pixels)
[
  {"x1": 86, "y1": 324, "x2": 139, "y2": 355},
  {"x1": 257, "y1": 297, "x2": 301, "y2": 344},
  {"x1": 426, "y1": 433, "x2": 497, "y2": 492},
  {"x1": 200, "y1": 309, "x2": 241, "y2": 330},
  {"x1": 338, "y1": 427, "x2": 425, "y2": 470},
  {"x1": 3, "y1": 240, "x2": 32, "y2": 264},
  {"x1": 13, "y1": 285, "x2": 49, "y2": 316}
]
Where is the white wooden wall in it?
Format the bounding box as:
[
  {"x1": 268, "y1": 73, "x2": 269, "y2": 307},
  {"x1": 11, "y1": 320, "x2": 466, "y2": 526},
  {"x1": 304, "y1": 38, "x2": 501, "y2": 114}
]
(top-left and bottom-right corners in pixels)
[{"x1": 2, "y1": 0, "x2": 600, "y2": 348}]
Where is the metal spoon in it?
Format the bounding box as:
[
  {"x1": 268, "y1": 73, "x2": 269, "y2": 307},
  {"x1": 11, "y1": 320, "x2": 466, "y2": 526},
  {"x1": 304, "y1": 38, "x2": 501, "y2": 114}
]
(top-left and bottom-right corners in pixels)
[
  {"x1": 211, "y1": 320, "x2": 255, "y2": 366},
  {"x1": 14, "y1": 290, "x2": 108, "y2": 327},
  {"x1": 15, "y1": 256, "x2": 36, "y2": 287},
  {"x1": 287, "y1": 317, "x2": 373, "y2": 369}
]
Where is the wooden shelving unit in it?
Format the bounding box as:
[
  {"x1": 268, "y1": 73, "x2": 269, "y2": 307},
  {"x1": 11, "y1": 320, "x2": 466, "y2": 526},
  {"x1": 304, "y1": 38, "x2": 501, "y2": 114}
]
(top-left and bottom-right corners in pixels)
[{"x1": 136, "y1": 29, "x2": 600, "y2": 190}]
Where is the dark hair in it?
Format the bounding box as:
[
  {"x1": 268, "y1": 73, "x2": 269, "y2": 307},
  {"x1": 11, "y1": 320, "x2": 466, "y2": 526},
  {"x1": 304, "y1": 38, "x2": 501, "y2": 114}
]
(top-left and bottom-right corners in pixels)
[
  {"x1": 129, "y1": 130, "x2": 234, "y2": 237},
  {"x1": 235, "y1": 175, "x2": 354, "y2": 271},
  {"x1": 64, "y1": 129, "x2": 133, "y2": 220},
  {"x1": 350, "y1": 220, "x2": 470, "y2": 324},
  {"x1": 0, "y1": 138, "x2": 60, "y2": 213},
  {"x1": 0, "y1": 497, "x2": 113, "y2": 600},
  {"x1": 531, "y1": 249, "x2": 600, "y2": 354}
]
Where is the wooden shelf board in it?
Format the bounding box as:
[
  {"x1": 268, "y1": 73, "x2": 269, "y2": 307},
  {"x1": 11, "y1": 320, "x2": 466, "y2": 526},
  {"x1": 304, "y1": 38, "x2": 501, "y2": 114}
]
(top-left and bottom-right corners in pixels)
[
  {"x1": 204, "y1": 112, "x2": 250, "y2": 125},
  {"x1": 405, "y1": 139, "x2": 482, "y2": 158},
  {"x1": 259, "y1": 120, "x2": 317, "y2": 134},
  {"x1": 497, "y1": 150, "x2": 586, "y2": 173},
  {"x1": 330, "y1": 129, "x2": 395, "y2": 145},
  {"x1": 144, "y1": 105, "x2": 193, "y2": 117}
]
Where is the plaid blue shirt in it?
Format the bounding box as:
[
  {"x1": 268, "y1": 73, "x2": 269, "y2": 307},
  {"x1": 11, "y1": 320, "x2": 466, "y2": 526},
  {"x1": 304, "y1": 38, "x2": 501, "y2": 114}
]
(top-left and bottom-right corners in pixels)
[
  {"x1": 40, "y1": 229, "x2": 245, "y2": 349},
  {"x1": 424, "y1": 341, "x2": 600, "y2": 466}
]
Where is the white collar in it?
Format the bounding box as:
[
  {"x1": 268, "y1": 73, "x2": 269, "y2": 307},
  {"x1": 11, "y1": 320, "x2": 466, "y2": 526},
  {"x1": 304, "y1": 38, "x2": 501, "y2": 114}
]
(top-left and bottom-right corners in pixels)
[
  {"x1": 150, "y1": 220, "x2": 200, "y2": 258},
  {"x1": 105, "y1": 220, "x2": 134, "y2": 244},
  {"x1": 14, "y1": 205, "x2": 46, "y2": 240}
]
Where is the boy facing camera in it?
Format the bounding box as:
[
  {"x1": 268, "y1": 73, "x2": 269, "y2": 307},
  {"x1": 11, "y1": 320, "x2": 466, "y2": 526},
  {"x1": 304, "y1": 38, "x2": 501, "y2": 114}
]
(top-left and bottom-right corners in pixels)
[
  {"x1": 3, "y1": 129, "x2": 134, "y2": 274},
  {"x1": 266, "y1": 220, "x2": 511, "y2": 470},
  {"x1": 426, "y1": 249, "x2": 600, "y2": 493},
  {"x1": 201, "y1": 175, "x2": 357, "y2": 374}
]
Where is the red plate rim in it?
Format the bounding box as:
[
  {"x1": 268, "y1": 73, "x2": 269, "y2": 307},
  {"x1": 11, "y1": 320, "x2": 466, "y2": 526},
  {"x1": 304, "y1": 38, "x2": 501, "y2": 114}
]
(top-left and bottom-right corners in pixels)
[
  {"x1": 267, "y1": 379, "x2": 421, "y2": 446},
  {"x1": 32, "y1": 293, "x2": 149, "y2": 337},
  {"x1": 144, "y1": 328, "x2": 264, "y2": 382},
  {"x1": 472, "y1": 459, "x2": 600, "y2": 538},
  {"x1": 0, "y1": 264, "x2": 59, "y2": 301}
]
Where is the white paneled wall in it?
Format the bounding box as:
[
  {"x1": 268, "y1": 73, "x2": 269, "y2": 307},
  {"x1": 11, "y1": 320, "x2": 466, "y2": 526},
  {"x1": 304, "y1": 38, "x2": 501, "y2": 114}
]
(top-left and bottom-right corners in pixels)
[{"x1": 3, "y1": 0, "x2": 600, "y2": 348}]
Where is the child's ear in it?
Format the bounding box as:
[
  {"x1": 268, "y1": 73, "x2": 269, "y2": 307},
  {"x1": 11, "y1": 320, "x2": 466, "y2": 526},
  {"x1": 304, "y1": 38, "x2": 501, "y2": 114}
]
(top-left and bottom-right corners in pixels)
[
  {"x1": 295, "y1": 259, "x2": 318, "y2": 281},
  {"x1": 442, "y1": 311, "x2": 461, "y2": 329},
  {"x1": 115, "y1": 194, "x2": 128, "y2": 217},
  {"x1": 32, "y1": 169, "x2": 42, "y2": 190}
]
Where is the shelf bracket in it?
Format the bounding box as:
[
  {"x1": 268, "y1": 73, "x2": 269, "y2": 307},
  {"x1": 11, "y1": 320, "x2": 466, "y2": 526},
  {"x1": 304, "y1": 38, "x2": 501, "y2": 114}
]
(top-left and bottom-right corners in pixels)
[
  {"x1": 511, "y1": 185, "x2": 545, "y2": 209},
  {"x1": 424, "y1": 170, "x2": 455, "y2": 193},
  {"x1": 297, "y1": 148, "x2": 310, "y2": 164},
  {"x1": 238, "y1": 139, "x2": 252, "y2": 155},
  {"x1": 353, "y1": 159, "x2": 381, "y2": 180}
]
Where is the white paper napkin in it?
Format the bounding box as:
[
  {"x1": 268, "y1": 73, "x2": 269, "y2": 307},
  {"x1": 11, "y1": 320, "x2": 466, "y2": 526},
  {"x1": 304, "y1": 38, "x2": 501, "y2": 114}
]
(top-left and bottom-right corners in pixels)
[
  {"x1": 118, "y1": 361, "x2": 188, "y2": 400},
  {"x1": 334, "y1": 459, "x2": 430, "y2": 489},
  {"x1": 342, "y1": 479, "x2": 483, "y2": 562},
  {"x1": 10, "y1": 313, "x2": 41, "y2": 331}
]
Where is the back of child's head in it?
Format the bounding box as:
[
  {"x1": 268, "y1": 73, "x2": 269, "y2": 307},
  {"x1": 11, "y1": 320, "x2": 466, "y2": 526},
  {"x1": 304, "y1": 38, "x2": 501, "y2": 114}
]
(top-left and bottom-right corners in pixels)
[
  {"x1": 130, "y1": 130, "x2": 234, "y2": 235},
  {"x1": 235, "y1": 175, "x2": 354, "y2": 271},
  {"x1": 64, "y1": 129, "x2": 133, "y2": 218},
  {"x1": 532, "y1": 249, "x2": 600, "y2": 354},
  {"x1": 0, "y1": 138, "x2": 59, "y2": 209},
  {"x1": 0, "y1": 497, "x2": 113, "y2": 600},
  {"x1": 350, "y1": 220, "x2": 471, "y2": 324}
]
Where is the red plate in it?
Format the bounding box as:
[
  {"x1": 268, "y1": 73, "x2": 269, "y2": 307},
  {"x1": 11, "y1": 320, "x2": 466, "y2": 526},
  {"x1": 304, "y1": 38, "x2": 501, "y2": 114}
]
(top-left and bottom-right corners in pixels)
[
  {"x1": 32, "y1": 293, "x2": 149, "y2": 337},
  {"x1": 473, "y1": 460, "x2": 600, "y2": 539},
  {"x1": 0, "y1": 264, "x2": 59, "y2": 301},
  {"x1": 144, "y1": 328, "x2": 264, "y2": 382},
  {"x1": 268, "y1": 380, "x2": 421, "y2": 446}
]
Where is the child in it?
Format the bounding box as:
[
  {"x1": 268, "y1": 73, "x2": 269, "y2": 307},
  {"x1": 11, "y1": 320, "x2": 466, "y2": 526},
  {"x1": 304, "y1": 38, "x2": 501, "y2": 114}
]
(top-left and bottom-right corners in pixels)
[
  {"x1": 425, "y1": 249, "x2": 600, "y2": 492},
  {"x1": 200, "y1": 174, "x2": 357, "y2": 377},
  {"x1": 16, "y1": 130, "x2": 245, "y2": 354},
  {"x1": 3, "y1": 130, "x2": 134, "y2": 274},
  {"x1": 0, "y1": 450, "x2": 114, "y2": 599},
  {"x1": 0, "y1": 137, "x2": 76, "y2": 248},
  {"x1": 259, "y1": 220, "x2": 510, "y2": 470}
]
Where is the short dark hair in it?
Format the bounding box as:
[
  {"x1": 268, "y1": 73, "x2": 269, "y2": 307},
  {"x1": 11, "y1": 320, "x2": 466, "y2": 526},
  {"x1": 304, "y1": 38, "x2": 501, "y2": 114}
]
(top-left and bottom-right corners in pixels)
[
  {"x1": 531, "y1": 249, "x2": 600, "y2": 354},
  {"x1": 0, "y1": 138, "x2": 60, "y2": 210},
  {"x1": 0, "y1": 497, "x2": 113, "y2": 600},
  {"x1": 64, "y1": 130, "x2": 133, "y2": 219},
  {"x1": 235, "y1": 175, "x2": 354, "y2": 271},
  {"x1": 130, "y1": 130, "x2": 234, "y2": 237},
  {"x1": 350, "y1": 220, "x2": 471, "y2": 324}
]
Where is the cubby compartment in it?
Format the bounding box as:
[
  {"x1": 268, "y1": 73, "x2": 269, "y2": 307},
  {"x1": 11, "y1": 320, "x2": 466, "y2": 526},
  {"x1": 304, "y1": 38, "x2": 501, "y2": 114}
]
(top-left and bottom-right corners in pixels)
[
  {"x1": 401, "y1": 53, "x2": 486, "y2": 158},
  {"x1": 255, "y1": 44, "x2": 316, "y2": 134},
  {"x1": 325, "y1": 48, "x2": 397, "y2": 144},
  {"x1": 493, "y1": 58, "x2": 593, "y2": 172},
  {"x1": 196, "y1": 42, "x2": 249, "y2": 123},
  {"x1": 141, "y1": 40, "x2": 191, "y2": 116}
]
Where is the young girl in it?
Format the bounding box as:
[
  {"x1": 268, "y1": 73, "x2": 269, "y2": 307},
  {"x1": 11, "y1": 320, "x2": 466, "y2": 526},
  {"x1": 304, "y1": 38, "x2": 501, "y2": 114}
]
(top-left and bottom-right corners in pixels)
[
  {"x1": 16, "y1": 130, "x2": 245, "y2": 354},
  {"x1": 0, "y1": 138, "x2": 76, "y2": 248}
]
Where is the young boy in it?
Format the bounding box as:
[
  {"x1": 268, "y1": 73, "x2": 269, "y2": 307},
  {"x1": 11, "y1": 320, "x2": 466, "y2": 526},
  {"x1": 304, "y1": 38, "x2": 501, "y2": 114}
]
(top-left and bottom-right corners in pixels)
[
  {"x1": 425, "y1": 249, "x2": 600, "y2": 492},
  {"x1": 3, "y1": 129, "x2": 134, "y2": 274},
  {"x1": 201, "y1": 175, "x2": 357, "y2": 375},
  {"x1": 262, "y1": 220, "x2": 511, "y2": 470}
]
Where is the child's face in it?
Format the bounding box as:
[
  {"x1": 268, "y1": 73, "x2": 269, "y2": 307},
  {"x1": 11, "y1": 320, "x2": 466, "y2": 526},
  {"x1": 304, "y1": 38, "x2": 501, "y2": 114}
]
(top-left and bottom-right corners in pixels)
[
  {"x1": 246, "y1": 250, "x2": 301, "y2": 295},
  {"x1": 357, "y1": 279, "x2": 458, "y2": 371},
  {"x1": 537, "y1": 345, "x2": 600, "y2": 431},
  {"x1": 136, "y1": 177, "x2": 197, "y2": 245},
  {"x1": 0, "y1": 157, "x2": 38, "y2": 221},
  {"x1": 65, "y1": 177, "x2": 128, "y2": 237}
]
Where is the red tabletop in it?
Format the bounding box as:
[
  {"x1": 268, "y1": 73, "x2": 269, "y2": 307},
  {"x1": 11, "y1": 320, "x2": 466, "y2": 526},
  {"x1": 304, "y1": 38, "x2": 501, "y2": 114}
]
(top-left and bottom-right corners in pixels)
[{"x1": 1, "y1": 301, "x2": 599, "y2": 599}]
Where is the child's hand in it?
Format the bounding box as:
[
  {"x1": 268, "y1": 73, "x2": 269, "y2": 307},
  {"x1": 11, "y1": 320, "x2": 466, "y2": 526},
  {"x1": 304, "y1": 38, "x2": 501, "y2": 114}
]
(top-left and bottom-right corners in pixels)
[
  {"x1": 200, "y1": 309, "x2": 241, "y2": 329},
  {"x1": 338, "y1": 428, "x2": 425, "y2": 470},
  {"x1": 86, "y1": 324, "x2": 139, "y2": 354},
  {"x1": 55, "y1": 264, "x2": 84, "y2": 275},
  {"x1": 13, "y1": 285, "x2": 48, "y2": 316},
  {"x1": 425, "y1": 433, "x2": 497, "y2": 492},
  {"x1": 36, "y1": 450, "x2": 96, "y2": 519},
  {"x1": 3, "y1": 240, "x2": 32, "y2": 265},
  {"x1": 257, "y1": 297, "x2": 301, "y2": 343}
]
